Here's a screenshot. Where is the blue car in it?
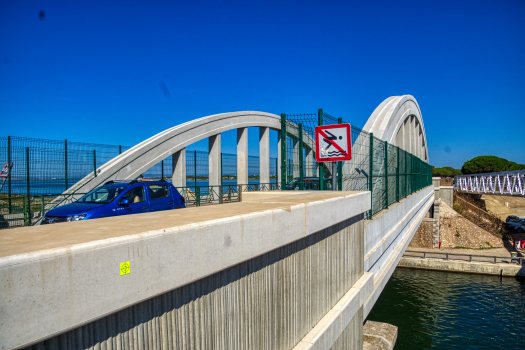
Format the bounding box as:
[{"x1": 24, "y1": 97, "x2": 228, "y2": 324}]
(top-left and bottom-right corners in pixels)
[{"x1": 41, "y1": 179, "x2": 186, "y2": 224}]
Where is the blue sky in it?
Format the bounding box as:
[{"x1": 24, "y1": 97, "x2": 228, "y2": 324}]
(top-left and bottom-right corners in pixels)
[{"x1": 1, "y1": 0, "x2": 524, "y2": 168}]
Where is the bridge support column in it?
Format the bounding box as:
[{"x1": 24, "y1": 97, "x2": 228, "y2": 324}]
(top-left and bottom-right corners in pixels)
[
  {"x1": 237, "y1": 128, "x2": 248, "y2": 185},
  {"x1": 209, "y1": 134, "x2": 221, "y2": 187},
  {"x1": 171, "y1": 148, "x2": 186, "y2": 188},
  {"x1": 305, "y1": 147, "x2": 313, "y2": 176},
  {"x1": 277, "y1": 131, "x2": 282, "y2": 185},
  {"x1": 259, "y1": 127, "x2": 270, "y2": 184}
]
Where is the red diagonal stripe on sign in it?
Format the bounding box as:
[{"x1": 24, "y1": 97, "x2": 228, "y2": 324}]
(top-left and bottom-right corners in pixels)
[{"x1": 318, "y1": 129, "x2": 346, "y2": 155}]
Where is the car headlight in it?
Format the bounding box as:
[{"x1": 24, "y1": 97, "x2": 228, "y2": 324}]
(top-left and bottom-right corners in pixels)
[{"x1": 67, "y1": 214, "x2": 87, "y2": 222}]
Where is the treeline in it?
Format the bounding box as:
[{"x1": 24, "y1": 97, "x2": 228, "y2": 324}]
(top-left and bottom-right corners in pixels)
[{"x1": 432, "y1": 155, "x2": 525, "y2": 176}]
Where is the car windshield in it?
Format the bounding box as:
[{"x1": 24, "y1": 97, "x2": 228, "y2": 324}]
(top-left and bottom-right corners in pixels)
[{"x1": 77, "y1": 185, "x2": 128, "y2": 204}]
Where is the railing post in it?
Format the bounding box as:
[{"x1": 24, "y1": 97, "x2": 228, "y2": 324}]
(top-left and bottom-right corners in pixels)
[
  {"x1": 318, "y1": 109, "x2": 324, "y2": 191},
  {"x1": 220, "y1": 152, "x2": 223, "y2": 186},
  {"x1": 196, "y1": 186, "x2": 200, "y2": 207},
  {"x1": 396, "y1": 146, "x2": 400, "y2": 202},
  {"x1": 194, "y1": 150, "x2": 197, "y2": 190},
  {"x1": 65, "y1": 139, "x2": 68, "y2": 191},
  {"x1": 26, "y1": 147, "x2": 30, "y2": 226},
  {"x1": 7, "y1": 136, "x2": 11, "y2": 213},
  {"x1": 384, "y1": 140, "x2": 388, "y2": 209},
  {"x1": 41, "y1": 195, "x2": 45, "y2": 220},
  {"x1": 298, "y1": 123, "x2": 304, "y2": 190},
  {"x1": 93, "y1": 150, "x2": 97, "y2": 177},
  {"x1": 219, "y1": 185, "x2": 223, "y2": 204},
  {"x1": 119, "y1": 145, "x2": 122, "y2": 155},
  {"x1": 369, "y1": 133, "x2": 374, "y2": 218},
  {"x1": 337, "y1": 117, "x2": 343, "y2": 191},
  {"x1": 161, "y1": 160, "x2": 164, "y2": 180},
  {"x1": 280, "y1": 114, "x2": 287, "y2": 190}
]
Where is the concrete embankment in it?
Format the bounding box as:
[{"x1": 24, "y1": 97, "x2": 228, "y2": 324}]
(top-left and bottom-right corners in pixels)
[{"x1": 399, "y1": 256, "x2": 525, "y2": 277}]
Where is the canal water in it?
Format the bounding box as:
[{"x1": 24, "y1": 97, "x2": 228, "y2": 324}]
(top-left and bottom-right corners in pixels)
[{"x1": 367, "y1": 268, "x2": 525, "y2": 350}]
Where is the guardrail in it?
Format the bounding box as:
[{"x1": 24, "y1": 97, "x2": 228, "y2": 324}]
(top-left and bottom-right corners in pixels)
[{"x1": 403, "y1": 250, "x2": 524, "y2": 266}]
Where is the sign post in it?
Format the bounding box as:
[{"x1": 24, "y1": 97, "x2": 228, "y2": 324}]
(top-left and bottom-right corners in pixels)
[{"x1": 315, "y1": 124, "x2": 352, "y2": 190}]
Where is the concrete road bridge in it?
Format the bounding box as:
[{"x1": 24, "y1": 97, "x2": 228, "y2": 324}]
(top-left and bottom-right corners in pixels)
[
  {"x1": 455, "y1": 170, "x2": 525, "y2": 197},
  {"x1": 0, "y1": 95, "x2": 434, "y2": 350}
]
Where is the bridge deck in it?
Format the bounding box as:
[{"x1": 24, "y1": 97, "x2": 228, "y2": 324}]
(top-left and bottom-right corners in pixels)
[{"x1": 0, "y1": 191, "x2": 363, "y2": 260}]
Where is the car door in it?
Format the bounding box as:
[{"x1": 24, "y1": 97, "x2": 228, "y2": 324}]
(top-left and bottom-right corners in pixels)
[
  {"x1": 114, "y1": 185, "x2": 149, "y2": 216},
  {"x1": 147, "y1": 184, "x2": 173, "y2": 212}
]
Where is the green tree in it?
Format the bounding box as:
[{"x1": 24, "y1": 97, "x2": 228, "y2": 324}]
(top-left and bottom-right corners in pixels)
[
  {"x1": 461, "y1": 155, "x2": 525, "y2": 174},
  {"x1": 432, "y1": 166, "x2": 461, "y2": 177}
]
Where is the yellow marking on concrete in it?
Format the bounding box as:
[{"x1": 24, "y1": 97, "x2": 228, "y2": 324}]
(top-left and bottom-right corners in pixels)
[{"x1": 120, "y1": 261, "x2": 130, "y2": 275}]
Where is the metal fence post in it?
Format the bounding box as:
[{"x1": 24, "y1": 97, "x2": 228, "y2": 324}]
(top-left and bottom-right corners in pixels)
[
  {"x1": 318, "y1": 109, "x2": 324, "y2": 191},
  {"x1": 65, "y1": 139, "x2": 68, "y2": 191},
  {"x1": 7, "y1": 136, "x2": 11, "y2": 213},
  {"x1": 384, "y1": 140, "x2": 388, "y2": 209},
  {"x1": 41, "y1": 195, "x2": 45, "y2": 220},
  {"x1": 196, "y1": 186, "x2": 200, "y2": 207},
  {"x1": 119, "y1": 145, "x2": 122, "y2": 155},
  {"x1": 219, "y1": 185, "x2": 223, "y2": 204},
  {"x1": 298, "y1": 123, "x2": 304, "y2": 190},
  {"x1": 396, "y1": 146, "x2": 400, "y2": 202},
  {"x1": 337, "y1": 117, "x2": 343, "y2": 191},
  {"x1": 161, "y1": 160, "x2": 164, "y2": 180},
  {"x1": 280, "y1": 114, "x2": 287, "y2": 190},
  {"x1": 194, "y1": 150, "x2": 197, "y2": 190},
  {"x1": 369, "y1": 133, "x2": 374, "y2": 218},
  {"x1": 93, "y1": 150, "x2": 97, "y2": 177},
  {"x1": 26, "y1": 147, "x2": 30, "y2": 226},
  {"x1": 220, "y1": 152, "x2": 223, "y2": 186}
]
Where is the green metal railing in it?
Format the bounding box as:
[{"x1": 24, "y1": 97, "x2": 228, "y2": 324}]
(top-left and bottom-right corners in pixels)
[
  {"x1": 281, "y1": 111, "x2": 432, "y2": 219},
  {"x1": 1, "y1": 111, "x2": 432, "y2": 228}
]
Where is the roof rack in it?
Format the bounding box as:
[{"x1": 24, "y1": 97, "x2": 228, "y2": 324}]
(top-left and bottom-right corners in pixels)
[{"x1": 103, "y1": 180, "x2": 132, "y2": 186}]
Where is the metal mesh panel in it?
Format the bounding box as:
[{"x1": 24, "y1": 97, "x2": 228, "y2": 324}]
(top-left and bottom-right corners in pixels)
[
  {"x1": 341, "y1": 125, "x2": 370, "y2": 192},
  {"x1": 387, "y1": 143, "x2": 397, "y2": 207}
]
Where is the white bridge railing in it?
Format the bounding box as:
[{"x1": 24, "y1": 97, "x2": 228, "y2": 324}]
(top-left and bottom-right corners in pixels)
[{"x1": 455, "y1": 170, "x2": 525, "y2": 197}]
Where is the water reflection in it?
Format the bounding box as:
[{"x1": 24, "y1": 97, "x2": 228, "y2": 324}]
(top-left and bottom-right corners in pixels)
[{"x1": 367, "y1": 268, "x2": 525, "y2": 350}]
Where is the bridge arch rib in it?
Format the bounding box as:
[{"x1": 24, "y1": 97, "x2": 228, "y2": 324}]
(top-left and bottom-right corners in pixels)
[
  {"x1": 363, "y1": 95, "x2": 429, "y2": 163},
  {"x1": 66, "y1": 111, "x2": 313, "y2": 195}
]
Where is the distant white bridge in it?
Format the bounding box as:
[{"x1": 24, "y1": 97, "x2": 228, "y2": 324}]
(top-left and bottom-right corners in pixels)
[{"x1": 455, "y1": 170, "x2": 525, "y2": 197}]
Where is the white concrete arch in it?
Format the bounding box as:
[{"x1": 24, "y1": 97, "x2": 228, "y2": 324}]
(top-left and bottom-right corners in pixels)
[
  {"x1": 65, "y1": 111, "x2": 315, "y2": 196},
  {"x1": 363, "y1": 95, "x2": 429, "y2": 162}
]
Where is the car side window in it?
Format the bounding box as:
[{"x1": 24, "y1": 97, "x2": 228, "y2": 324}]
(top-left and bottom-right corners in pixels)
[
  {"x1": 148, "y1": 185, "x2": 169, "y2": 200},
  {"x1": 121, "y1": 186, "x2": 145, "y2": 204}
]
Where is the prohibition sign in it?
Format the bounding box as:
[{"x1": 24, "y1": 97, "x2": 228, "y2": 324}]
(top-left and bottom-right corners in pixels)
[{"x1": 315, "y1": 124, "x2": 352, "y2": 162}]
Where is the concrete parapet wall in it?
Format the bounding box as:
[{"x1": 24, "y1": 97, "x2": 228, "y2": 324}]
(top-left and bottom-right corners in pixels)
[
  {"x1": 0, "y1": 191, "x2": 370, "y2": 350},
  {"x1": 363, "y1": 186, "x2": 435, "y2": 317},
  {"x1": 440, "y1": 186, "x2": 453, "y2": 207}
]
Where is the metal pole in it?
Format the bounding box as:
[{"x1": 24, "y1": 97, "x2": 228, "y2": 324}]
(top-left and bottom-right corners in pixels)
[
  {"x1": 26, "y1": 147, "x2": 30, "y2": 226},
  {"x1": 194, "y1": 150, "x2": 197, "y2": 190},
  {"x1": 318, "y1": 109, "x2": 324, "y2": 190},
  {"x1": 332, "y1": 162, "x2": 337, "y2": 191},
  {"x1": 161, "y1": 160, "x2": 164, "y2": 180},
  {"x1": 369, "y1": 133, "x2": 374, "y2": 218},
  {"x1": 65, "y1": 139, "x2": 68, "y2": 191},
  {"x1": 93, "y1": 150, "x2": 97, "y2": 177},
  {"x1": 337, "y1": 117, "x2": 343, "y2": 191},
  {"x1": 119, "y1": 145, "x2": 122, "y2": 155},
  {"x1": 280, "y1": 114, "x2": 287, "y2": 190},
  {"x1": 298, "y1": 123, "x2": 304, "y2": 190},
  {"x1": 7, "y1": 136, "x2": 11, "y2": 213},
  {"x1": 220, "y1": 152, "x2": 223, "y2": 186},
  {"x1": 384, "y1": 140, "x2": 388, "y2": 209}
]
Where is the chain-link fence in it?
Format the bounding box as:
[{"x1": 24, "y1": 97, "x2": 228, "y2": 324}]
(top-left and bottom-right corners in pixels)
[
  {"x1": 1, "y1": 114, "x2": 432, "y2": 229},
  {"x1": 281, "y1": 111, "x2": 432, "y2": 218}
]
